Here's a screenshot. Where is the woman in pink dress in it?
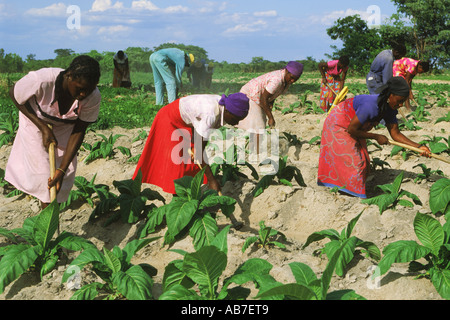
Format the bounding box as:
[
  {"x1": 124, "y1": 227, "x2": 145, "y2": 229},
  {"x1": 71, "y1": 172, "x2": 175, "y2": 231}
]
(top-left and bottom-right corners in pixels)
[
  {"x1": 236, "y1": 61, "x2": 303, "y2": 160},
  {"x1": 318, "y1": 56, "x2": 349, "y2": 111},
  {"x1": 392, "y1": 57, "x2": 429, "y2": 109},
  {"x1": 5, "y1": 55, "x2": 101, "y2": 208}
]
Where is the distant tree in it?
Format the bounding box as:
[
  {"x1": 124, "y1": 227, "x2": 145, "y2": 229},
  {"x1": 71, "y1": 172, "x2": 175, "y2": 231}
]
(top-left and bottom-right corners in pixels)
[
  {"x1": 0, "y1": 49, "x2": 24, "y2": 73},
  {"x1": 54, "y1": 49, "x2": 75, "y2": 58},
  {"x1": 326, "y1": 15, "x2": 382, "y2": 73},
  {"x1": 390, "y1": 0, "x2": 450, "y2": 68}
]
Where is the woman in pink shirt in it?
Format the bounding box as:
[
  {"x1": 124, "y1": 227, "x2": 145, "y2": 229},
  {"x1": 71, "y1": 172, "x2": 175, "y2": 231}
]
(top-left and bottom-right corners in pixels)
[
  {"x1": 318, "y1": 56, "x2": 349, "y2": 111},
  {"x1": 393, "y1": 57, "x2": 429, "y2": 109},
  {"x1": 5, "y1": 55, "x2": 101, "y2": 209}
]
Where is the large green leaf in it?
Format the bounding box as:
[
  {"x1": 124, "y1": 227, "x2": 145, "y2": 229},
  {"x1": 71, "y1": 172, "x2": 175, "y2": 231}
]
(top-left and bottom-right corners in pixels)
[
  {"x1": 166, "y1": 199, "x2": 199, "y2": 236},
  {"x1": 430, "y1": 178, "x2": 450, "y2": 215},
  {"x1": 430, "y1": 268, "x2": 450, "y2": 300},
  {"x1": 289, "y1": 262, "x2": 318, "y2": 286},
  {"x1": 119, "y1": 194, "x2": 146, "y2": 223},
  {"x1": 159, "y1": 284, "x2": 203, "y2": 300},
  {"x1": 256, "y1": 283, "x2": 317, "y2": 300},
  {"x1": 33, "y1": 201, "x2": 60, "y2": 250},
  {"x1": 189, "y1": 213, "x2": 218, "y2": 250},
  {"x1": 182, "y1": 246, "x2": 227, "y2": 298},
  {"x1": 122, "y1": 237, "x2": 161, "y2": 264},
  {"x1": 103, "y1": 248, "x2": 122, "y2": 273},
  {"x1": 324, "y1": 237, "x2": 358, "y2": 277},
  {"x1": 62, "y1": 248, "x2": 106, "y2": 283},
  {"x1": 70, "y1": 282, "x2": 103, "y2": 300},
  {"x1": 302, "y1": 229, "x2": 340, "y2": 249},
  {"x1": 377, "y1": 240, "x2": 431, "y2": 275},
  {"x1": 112, "y1": 265, "x2": 153, "y2": 300},
  {"x1": 0, "y1": 244, "x2": 40, "y2": 294},
  {"x1": 413, "y1": 213, "x2": 444, "y2": 255},
  {"x1": 190, "y1": 167, "x2": 206, "y2": 200}
]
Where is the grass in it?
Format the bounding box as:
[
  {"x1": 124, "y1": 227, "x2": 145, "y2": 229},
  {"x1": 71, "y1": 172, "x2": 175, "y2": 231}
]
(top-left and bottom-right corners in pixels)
[{"x1": 0, "y1": 70, "x2": 449, "y2": 132}]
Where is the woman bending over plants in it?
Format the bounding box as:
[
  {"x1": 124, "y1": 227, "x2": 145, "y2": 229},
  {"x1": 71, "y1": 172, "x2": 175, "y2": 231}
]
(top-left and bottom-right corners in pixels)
[
  {"x1": 5, "y1": 55, "x2": 101, "y2": 209},
  {"x1": 133, "y1": 93, "x2": 249, "y2": 194},
  {"x1": 317, "y1": 76, "x2": 431, "y2": 199},
  {"x1": 393, "y1": 57, "x2": 429, "y2": 110}
]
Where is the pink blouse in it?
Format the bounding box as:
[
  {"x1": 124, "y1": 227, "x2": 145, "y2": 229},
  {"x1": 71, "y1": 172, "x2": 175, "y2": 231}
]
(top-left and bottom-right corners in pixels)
[
  {"x1": 326, "y1": 60, "x2": 348, "y2": 76},
  {"x1": 13, "y1": 68, "x2": 101, "y2": 124},
  {"x1": 240, "y1": 69, "x2": 290, "y2": 105},
  {"x1": 393, "y1": 58, "x2": 419, "y2": 78}
]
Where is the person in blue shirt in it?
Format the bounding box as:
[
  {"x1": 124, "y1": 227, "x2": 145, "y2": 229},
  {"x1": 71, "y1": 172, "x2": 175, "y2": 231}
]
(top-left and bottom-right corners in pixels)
[
  {"x1": 366, "y1": 43, "x2": 406, "y2": 94},
  {"x1": 150, "y1": 48, "x2": 195, "y2": 105}
]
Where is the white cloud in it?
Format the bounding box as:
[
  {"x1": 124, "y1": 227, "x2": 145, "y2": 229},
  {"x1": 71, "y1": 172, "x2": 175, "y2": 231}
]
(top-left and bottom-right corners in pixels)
[
  {"x1": 254, "y1": 10, "x2": 277, "y2": 17},
  {"x1": 91, "y1": 0, "x2": 124, "y2": 12},
  {"x1": 163, "y1": 5, "x2": 190, "y2": 14},
  {"x1": 97, "y1": 25, "x2": 131, "y2": 35},
  {"x1": 25, "y1": 3, "x2": 67, "y2": 17},
  {"x1": 131, "y1": 0, "x2": 159, "y2": 11},
  {"x1": 223, "y1": 20, "x2": 267, "y2": 36}
]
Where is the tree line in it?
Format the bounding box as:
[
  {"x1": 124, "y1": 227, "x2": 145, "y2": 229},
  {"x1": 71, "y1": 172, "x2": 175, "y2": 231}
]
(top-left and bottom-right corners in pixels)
[{"x1": 1, "y1": 0, "x2": 448, "y2": 75}]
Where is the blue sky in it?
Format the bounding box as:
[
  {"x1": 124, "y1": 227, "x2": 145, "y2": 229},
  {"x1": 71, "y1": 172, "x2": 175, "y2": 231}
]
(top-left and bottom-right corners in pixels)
[{"x1": 0, "y1": 0, "x2": 398, "y2": 63}]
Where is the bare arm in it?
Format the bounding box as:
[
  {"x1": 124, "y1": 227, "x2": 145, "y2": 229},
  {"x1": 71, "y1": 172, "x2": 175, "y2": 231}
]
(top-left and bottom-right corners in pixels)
[
  {"x1": 260, "y1": 89, "x2": 275, "y2": 127},
  {"x1": 347, "y1": 115, "x2": 388, "y2": 144}
]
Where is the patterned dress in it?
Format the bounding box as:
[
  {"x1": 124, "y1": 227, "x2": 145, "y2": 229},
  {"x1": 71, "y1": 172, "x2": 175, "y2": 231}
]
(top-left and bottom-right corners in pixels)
[
  {"x1": 317, "y1": 95, "x2": 398, "y2": 198},
  {"x1": 320, "y1": 60, "x2": 348, "y2": 111}
]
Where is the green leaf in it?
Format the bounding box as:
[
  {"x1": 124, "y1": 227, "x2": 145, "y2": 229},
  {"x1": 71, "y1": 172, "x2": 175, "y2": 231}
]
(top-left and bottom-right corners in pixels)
[
  {"x1": 430, "y1": 268, "x2": 450, "y2": 300},
  {"x1": 191, "y1": 167, "x2": 206, "y2": 200},
  {"x1": 103, "y1": 248, "x2": 122, "y2": 273},
  {"x1": 0, "y1": 244, "x2": 40, "y2": 294},
  {"x1": 377, "y1": 240, "x2": 431, "y2": 275},
  {"x1": 302, "y1": 229, "x2": 340, "y2": 249},
  {"x1": 289, "y1": 262, "x2": 318, "y2": 286},
  {"x1": 430, "y1": 178, "x2": 450, "y2": 215},
  {"x1": 62, "y1": 248, "x2": 106, "y2": 283},
  {"x1": 182, "y1": 246, "x2": 227, "y2": 299},
  {"x1": 413, "y1": 213, "x2": 444, "y2": 255},
  {"x1": 189, "y1": 213, "x2": 218, "y2": 250},
  {"x1": 159, "y1": 284, "x2": 201, "y2": 300},
  {"x1": 70, "y1": 282, "x2": 103, "y2": 300},
  {"x1": 242, "y1": 236, "x2": 259, "y2": 252},
  {"x1": 112, "y1": 265, "x2": 153, "y2": 300},
  {"x1": 256, "y1": 283, "x2": 317, "y2": 300},
  {"x1": 345, "y1": 211, "x2": 364, "y2": 239},
  {"x1": 122, "y1": 237, "x2": 161, "y2": 264},
  {"x1": 33, "y1": 201, "x2": 60, "y2": 250},
  {"x1": 166, "y1": 199, "x2": 199, "y2": 237}
]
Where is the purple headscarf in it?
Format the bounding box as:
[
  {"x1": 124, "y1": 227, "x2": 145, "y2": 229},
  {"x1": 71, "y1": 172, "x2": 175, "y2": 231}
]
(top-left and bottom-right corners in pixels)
[
  {"x1": 218, "y1": 93, "x2": 250, "y2": 118},
  {"x1": 286, "y1": 61, "x2": 304, "y2": 78}
]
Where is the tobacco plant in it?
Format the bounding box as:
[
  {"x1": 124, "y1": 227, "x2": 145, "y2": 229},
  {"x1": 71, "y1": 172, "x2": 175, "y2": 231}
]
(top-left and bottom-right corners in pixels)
[
  {"x1": 90, "y1": 169, "x2": 165, "y2": 225},
  {"x1": 430, "y1": 178, "x2": 450, "y2": 218},
  {"x1": 159, "y1": 226, "x2": 279, "y2": 300},
  {"x1": 302, "y1": 211, "x2": 380, "y2": 276},
  {"x1": 138, "y1": 167, "x2": 237, "y2": 250},
  {"x1": 362, "y1": 172, "x2": 422, "y2": 214},
  {"x1": 252, "y1": 155, "x2": 306, "y2": 197},
  {"x1": 0, "y1": 109, "x2": 18, "y2": 148},
  {"x1": 82, "y1": 133, "x2": 131, "y2": 164},
  {"x1": 0, "y1": 201, "x2": 95, "y2": 294},
  {"x1": 60, "y1": 174, "x2": 114, "y2": 210},
  {"x1": 242, "y1": 220, "x2": 287, "y2": 252},
  {"x1": 412, "y1": 164, "x2": 445, "y2": 183},
  {"x1": 62, "y1": 237, "x2": 160, "y2": 300},
  {"x1": 256, "y1": 238, "x2": 366, "y2": 300},
  {"x1": 377, "y1": 213, "x2": 450, "y2": 300}
]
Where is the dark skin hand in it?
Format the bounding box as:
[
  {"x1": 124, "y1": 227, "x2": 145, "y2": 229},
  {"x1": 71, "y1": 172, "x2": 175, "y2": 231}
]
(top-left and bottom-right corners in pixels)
[
  {"x1": 347, "y1": 93, "x2": 431, "y2": 157},
  {"x1": 190, "y1": 110, "x2": 245, "y2": 193},
  {"x1": 9, "y1": 72, "x2": 96, "y2": 206},
  {"x1": 260, "y1": 70, "x2": 300, "y2": 128}
]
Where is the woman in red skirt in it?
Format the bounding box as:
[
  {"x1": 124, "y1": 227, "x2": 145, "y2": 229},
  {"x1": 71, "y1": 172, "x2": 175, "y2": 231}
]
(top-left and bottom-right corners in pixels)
[
  {"x1": 317, "y1": 77, "x2": 431, "y2": 198},
  {"x1": 133, "y1": 93, "x2": 249, "y2": 194}
]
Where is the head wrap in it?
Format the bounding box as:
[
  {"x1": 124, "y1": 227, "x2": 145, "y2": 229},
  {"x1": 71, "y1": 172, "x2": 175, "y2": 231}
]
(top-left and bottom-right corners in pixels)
[
  {"x1": 374, "y1": 76, "x2": 410, "y2": 122},
  {"x1": 285, "y1": 61, "x2": 304, "y2": 78},
  {"x1": 218, "y1": 93, "x2": 249, "y2": 118}
]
